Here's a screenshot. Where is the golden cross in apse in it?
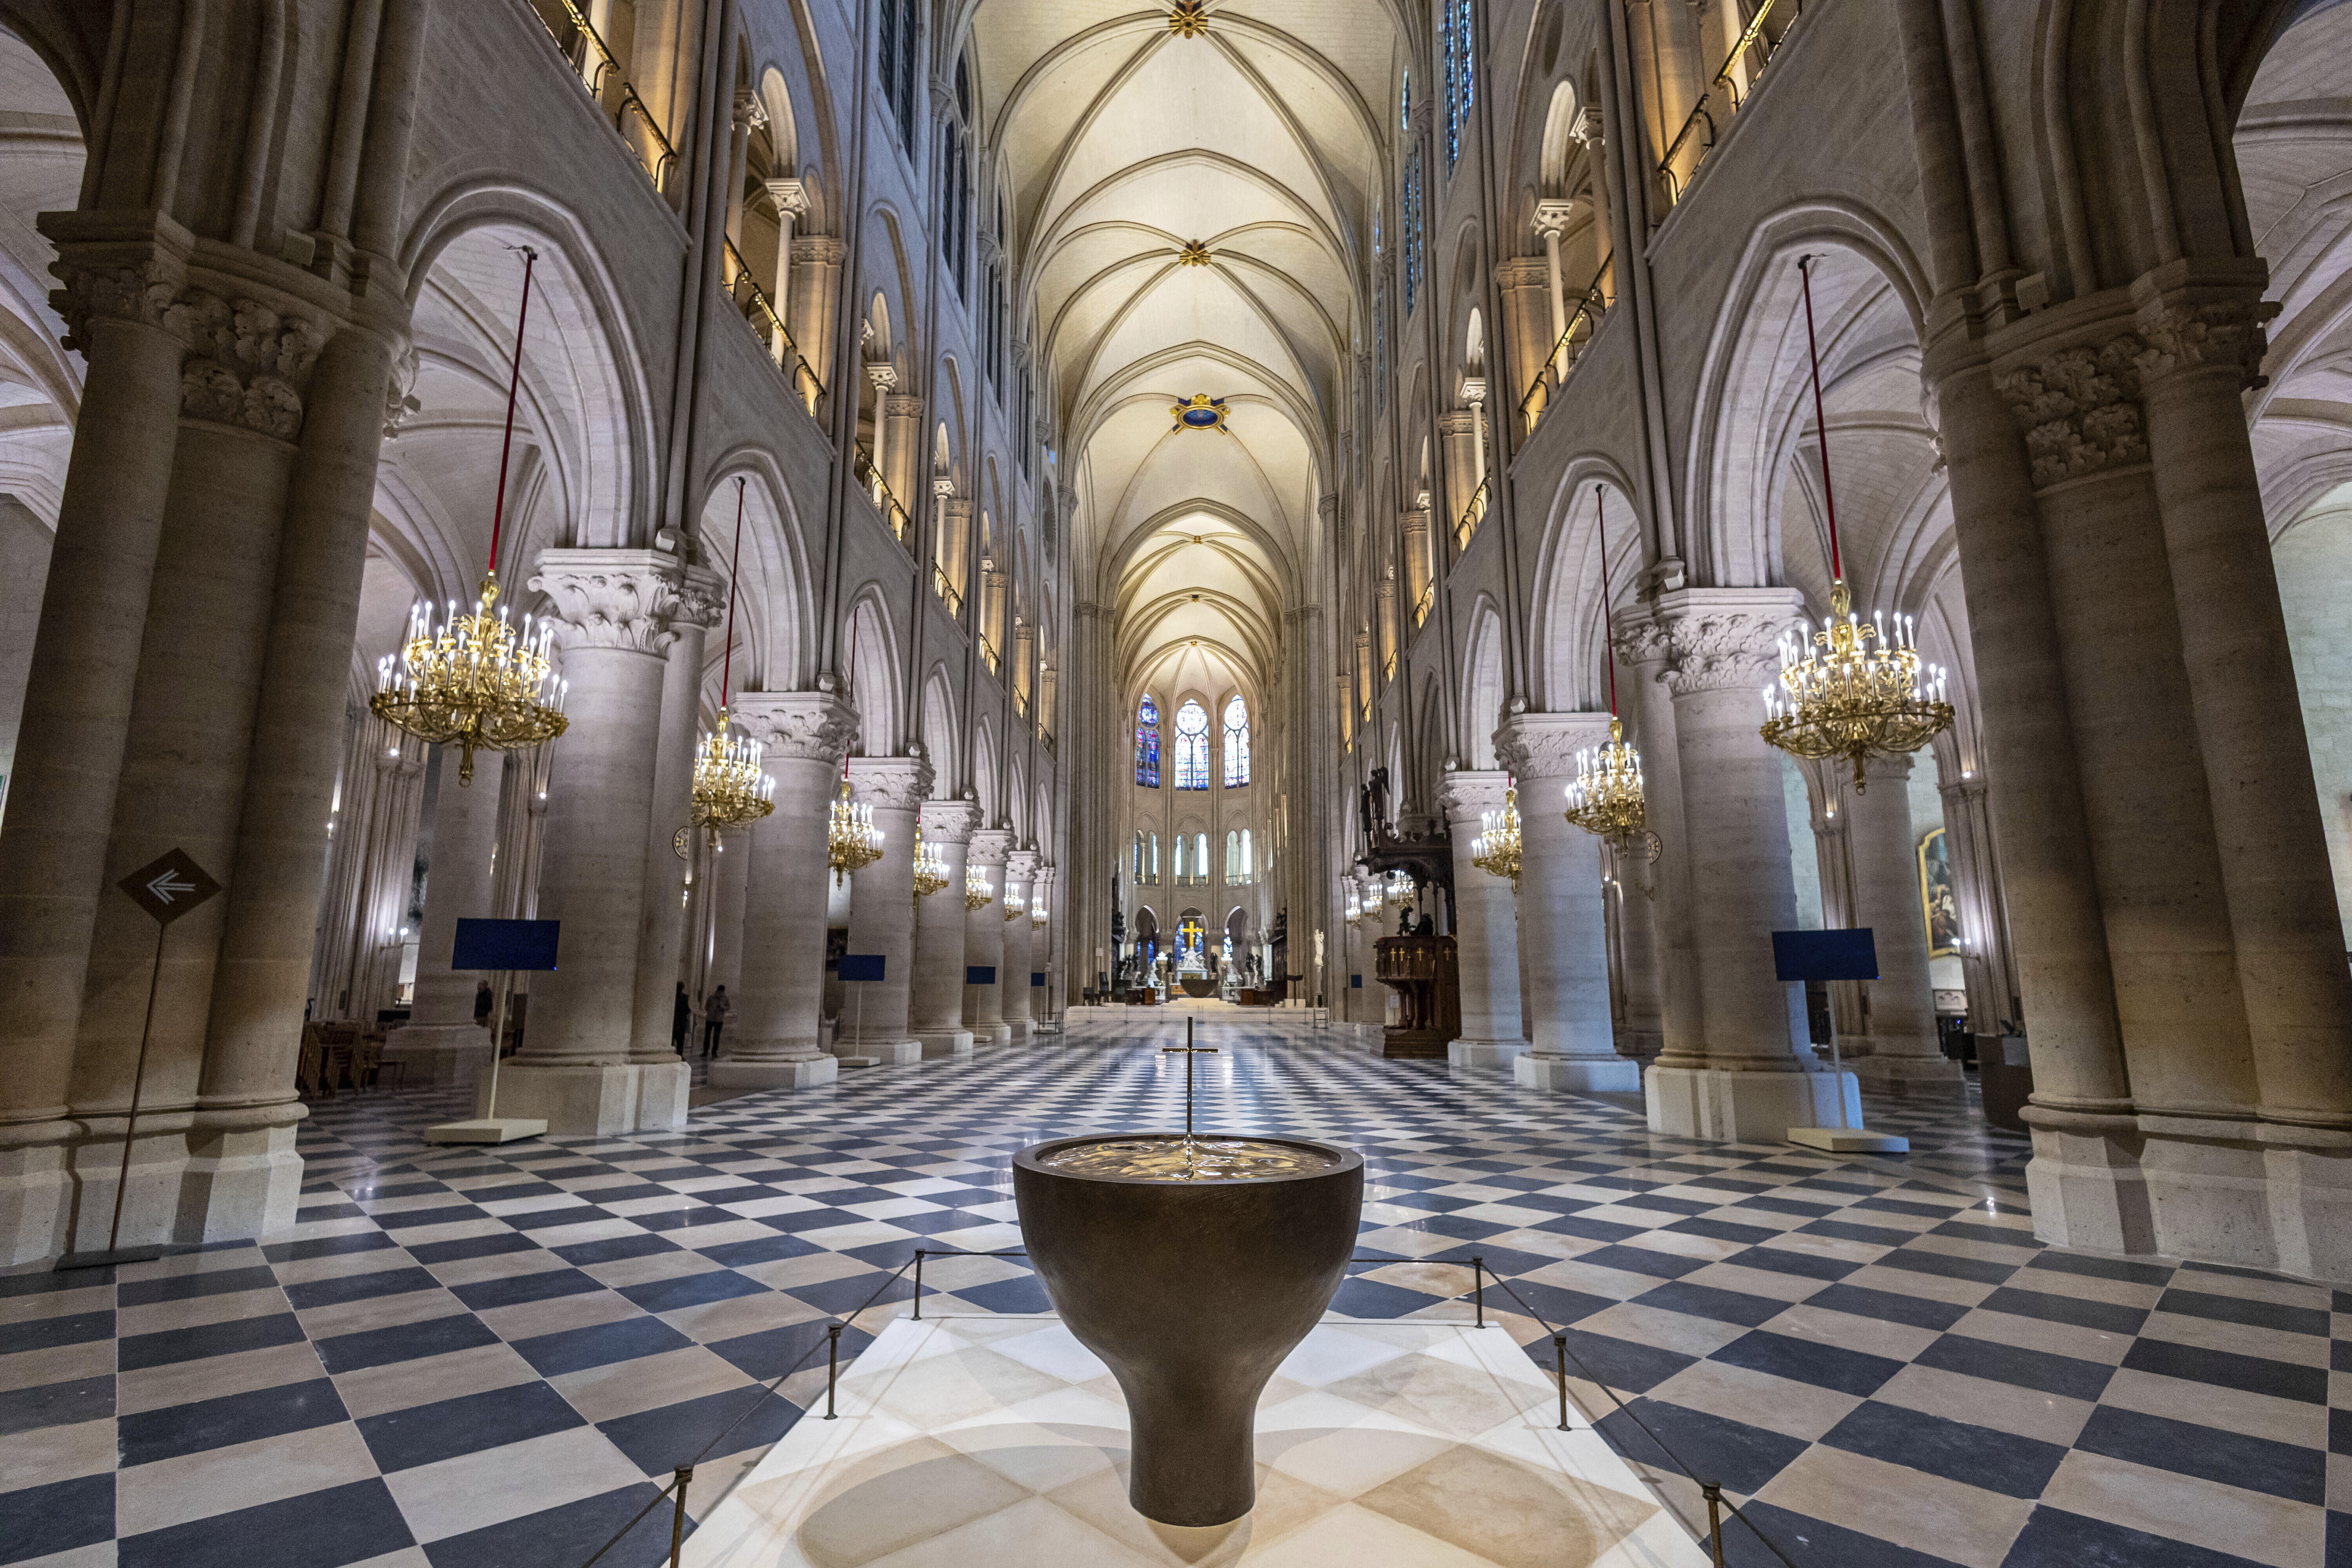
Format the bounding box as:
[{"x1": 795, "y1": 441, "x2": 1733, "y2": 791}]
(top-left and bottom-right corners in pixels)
[{"x1": 1161, "y1": 1016, "x2": 1219, "y2": 1141}]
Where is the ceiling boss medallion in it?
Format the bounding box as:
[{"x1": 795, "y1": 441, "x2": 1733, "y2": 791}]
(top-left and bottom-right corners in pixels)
[
  {"x1": 1171, "y1": 393, "x2": 1229, "y2": 433},
  {"x1": 1177, "y1": 239, "x2": 1211, "y2": 267},
  {"x1": 1167, "y1": 0, "x2": 1209, "y2": 37}
]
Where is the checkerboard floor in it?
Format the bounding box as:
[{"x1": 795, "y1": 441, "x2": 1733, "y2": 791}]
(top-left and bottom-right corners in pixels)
[{"x1": 4, "y1": 1017, "x2": 2343, "y2": 1568}]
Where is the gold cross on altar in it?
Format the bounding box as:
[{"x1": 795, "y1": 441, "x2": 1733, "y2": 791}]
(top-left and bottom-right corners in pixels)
[{"x1": 1161, "y1": 1017, "x2": 1219, "y2": 1140}]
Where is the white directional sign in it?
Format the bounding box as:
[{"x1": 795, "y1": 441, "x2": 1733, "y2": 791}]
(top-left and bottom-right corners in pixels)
[{"x1": 118, "y1": 848, "x2": 222, "y2": 926}]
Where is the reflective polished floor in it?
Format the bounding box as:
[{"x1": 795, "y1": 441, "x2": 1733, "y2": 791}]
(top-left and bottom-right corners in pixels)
[{"x1": 1, "y1": 1014, "x2": 2341, "y2": 1568}]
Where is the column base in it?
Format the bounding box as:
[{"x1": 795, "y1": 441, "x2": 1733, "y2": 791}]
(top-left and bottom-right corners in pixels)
[
  {"x1": 1851, "y1": 1053, "x2": 1966, "y2": 1098},
  {"x1": 485, "y1": 1062, "x2": 689, "y2": 1136},
  {"x1": 177, "y1": 1109, "x2": 305, "y2": 1244},
  {"x1": 709, "y1": 1054, "x2": 840, "y2": 1090},
  {"x1": 2023, "y1": 1109, "x2": 2157, "y2": 1258},
  {"x1": 1516, "y1": 1053, "x2": 1641, "y2": 1093},
  {"x1": 912, "y1": 1029, "x2": 974, "y2": 1060},
  {"x1": 1646, "y1": 1065, "x2": 1858, "y2": 1143},
  {"x1": 1448, "y1": 1038, "x2": 1530, "y2": 1069},
  {"x1": 969, "y1": 1021, "x2": 1010, "y2": 1045},
  {"x1": 1004, "y1": 1020, "x2": 1033, "y2": 1047},
  {"x1": 382, "y1": 1023, "x2": 494, "y2": 1086},
  {"x1": 0, "y1": 1128, "x2": 71, "y2": 1266},
  {"x1": 835, "y1": 1039, "x2": 920, "y2": 1065}
]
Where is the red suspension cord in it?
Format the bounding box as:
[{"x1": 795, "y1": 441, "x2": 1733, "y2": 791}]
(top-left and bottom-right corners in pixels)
[
  {"x1": 1596, "y1": 484, "x2": 1619, "y2": 717},
  {"x1": 486, "y1": 247, "x2": 539, "y2": 582},
  {"x1": 720, "y1": 477, "x2": 746, "y2": 709},
  {"x1": 1795, "y1": 254, "x2": 1842, "y2": 583}
]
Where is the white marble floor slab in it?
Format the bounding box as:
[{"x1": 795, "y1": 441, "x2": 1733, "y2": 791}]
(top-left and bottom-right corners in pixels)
[{"x1": 683, "y1": 1314, "x2": 1709, "y2": 1568}]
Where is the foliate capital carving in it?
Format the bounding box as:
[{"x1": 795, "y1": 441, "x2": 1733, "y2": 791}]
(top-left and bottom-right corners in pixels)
[
  {"x1": 883, "y1": 392, "x2": 923, "y2": 419},
  {"x1": 1532, "y1": 197, "x2": 1581, "y2": 239},
  {"x1": 671, "y1": 563, "x2": 728, "y2": 632},
  {"x1": 918, "y1": 799, "x2": 982, "y2": 844},
  {"x1": 1993, "y1": 336, "x2": 2147, "y2": 490},
  {"x1": 528, "y1": 549, "x2": 695, "y2": 657},
  {"x1": 845, "y1": 755, "x2": 935, "y2": 813},
  {"x1": 1621, "y1": 588, "x2": 1802, "y2": 697},
  {"x1": 383, "y1": 341, "x2": 422, "y2": 439},
  {"x1": 162, "y1": 289, "x2": 330, "y2": 441},
  {"x1": 766, "y1": 177, "x2": 810, "y2": 217},
  {"x1": 1496, "y1": 256, "x2": 1550, "y2": 291},
  {"x1": 50, "y1": 257, "x2": 182, "y2": 345},
  {"x1": 1005, "y1": 848, "x2": 1039, "y2": 882},
  {"x1": 2131, "y1": 297, "x2": 2275, "y2": 388},
  {"x1": 1493, "y1": 711, "x2": 1617, "y2": 783},
  {"x1": 730, "y1": 691, "x2": 858, "y2": 763},
  {"x1": 1437, "y1": 768, "x2": 1514, "y2": 816},
  {"x1": 967, "y1": 828, "x2": 1013, "y2": 867},
  {"x1": 792, "y1": 236, "x2": 846, "y2": 266}
]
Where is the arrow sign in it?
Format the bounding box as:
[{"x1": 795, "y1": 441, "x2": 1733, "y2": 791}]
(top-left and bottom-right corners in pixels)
[{"x1": 118, "y1": 849, "x2": 222, "y2": 926}]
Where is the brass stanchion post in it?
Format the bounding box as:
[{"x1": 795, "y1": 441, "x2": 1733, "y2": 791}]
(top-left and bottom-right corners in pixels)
[
  {"x1": 667, "y1": 1466, "x2": 693, "y2": 1567},
  {"x1": 1701, "y1": 1481, "x2": 1726, "y2": 1565},
  {"x1": 824, "y1": 1322, "x2": 841, "y2": 1418}
]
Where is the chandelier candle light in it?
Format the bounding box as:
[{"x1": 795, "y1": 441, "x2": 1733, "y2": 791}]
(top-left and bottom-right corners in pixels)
[
  {"x1": 691, "y1": 477, "x2": 776, "y2": 841},
  {"x1": 1470, "y1": 784, "x2": 1523, "y2": 887},
  {"x1": 1004, "y1": 888, "x2": 1028, "y2": 922},
  {"x1": 912, "y1": 827, "x2": 950, "y2": 898},
  {"x1": 1761, "y1": 256, "x2": 1953, "y2": 791},
  {"x1": 1563, "y1": 486, "x2": 1648, "y2": 844},
  {"x1": 827, "y1": 766, "x2": 883, "y2": 886},
  {"x1": 965, "y1": 865, "x2": 994, "y2": 910},
  {"x1": 371, "y1": 247, "x2": 568, "y2": 782}
]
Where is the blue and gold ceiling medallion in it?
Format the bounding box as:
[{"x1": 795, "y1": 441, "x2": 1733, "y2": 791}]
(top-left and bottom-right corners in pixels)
[{"x1": 1172, "y1": 394, "x2": 1229, "y2": 433}]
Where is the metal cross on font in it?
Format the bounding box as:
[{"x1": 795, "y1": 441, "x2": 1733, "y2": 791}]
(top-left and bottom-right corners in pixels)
[{"x1": 1160, "y1": 1016, "x2": 1219, "y2": 1140}]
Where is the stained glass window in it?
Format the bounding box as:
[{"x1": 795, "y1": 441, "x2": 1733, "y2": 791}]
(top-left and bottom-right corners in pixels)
[
  {"x1": 1174, "y1": 699, "x2": 1210, "y2": 789},
  {"x1": 1443, "y1": 0, "x2": 1472, "y2": 169},
  {"x1": 1135, "y1": 695, "x2": 1160, "y2": 786},
  {"x1": 1222, "y1": 695, "x2": 1250, "y2": 786}
]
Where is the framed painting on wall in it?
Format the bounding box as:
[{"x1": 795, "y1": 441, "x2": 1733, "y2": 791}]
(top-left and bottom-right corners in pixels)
[{"x1": 1918, "y1": 827, "x2": 1958, "y2": 958}]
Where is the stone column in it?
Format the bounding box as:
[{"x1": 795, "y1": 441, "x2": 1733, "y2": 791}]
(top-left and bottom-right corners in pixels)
[
  {"x1": 1001, "y1": 848, "x2": 1037, "y2": 1045},
  {"x1": 865, "y1": 364, "x2": 897, "y2": 512},
  {"x1": 1608, "y1": 835, "x2": 1666, "y2": 1060},
  {"x1": 1439, "y1": 770, "x2": 1528, "y2": 1068},
  {"x1": 911, "y1": 800, "x2": 979, "y2": 1057},
  {"x1": 1534, "y1": 200, "x2": 1575, "y2": 353},
  {"x1": 764, "y1": 178, "x2": 807, "y2": 367},
  {"x1": 1438, "y1": 411, "x2": 1477, "y2": 544},
  {"x1": 1497, "y1": 713, "x2": 1637, "y2": 1090},
  {"x1": 712, "y1": 692, "x2": 855, "y2": 1088},
  {"x1": 0, "y1": 245, "x2": 192, "y2": 1262},
  {"x1": 1399, "y1": 508, "x2": 1432, "y2": 628},
  {"x1": 837, "y1": 755, "x2": 931, "y2": 1062},
  {"x1": 386, "y1": 750, "x2": 506, "y2": 1085},
  {"x1": 883, "y1": 393, "x2": 924, "y2": 524},
  {"x1": 1624, "y1": 590, "x2": 1852, "y2": 1140},
  {"x1": 964, "y1": 828, "x2": 1010, "y2": 1043},
  {"x1": 1846, "y1": 753, "x2": 1962, "y2": 1095},
  {"x1": 495, "y1": 550, "x2": 690, "y2": 1134},
  {"x1": 628, "y1": 566, "x2": 723, "y2": 1077},
  {"x1": 1495, "y1": 255, "x2": 1552, "y2": 420},
  {"x1": 788, "y1": 235, "x2": 844, "y2": 400},
  {"x1": 708, "y1": 826, "x2": 751, "y2": 1000},
  {"x1": 63, "y1": 338, "x2": 314, "y2": 1252}
]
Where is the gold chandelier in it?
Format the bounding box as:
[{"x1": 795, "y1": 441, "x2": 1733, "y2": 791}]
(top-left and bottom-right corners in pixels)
[
  {"x1": 1760, "y1": 257, "x2": 1952, "y2": 792},
  {"x1": 1470, "y1": 786, "x2": 1523, "y2": 887},
  {"x1": 827, "y1": 772, "x2": 882, "y2": 886},
  {"x1": 1344, "y1": 884, "x2": 1363, "y2": 927},
  {"x1": 1030, "y1": 899, "x2": 1048, "y2": 929},
  {"x1": 371, "y1": 248, "x2": 566, "y2": 784},
  {"x1": 1564, "y1": 719, "x2": 1647, "y2": 842},
  {"x1": 1003, "y1": 889, "x2": 1027, "y2": 922},
  {"x1": 965, "y1": 866, "x2": 994, "y2": 910},
  {"x1": 912, "y1": 826, "x2": 950, "y2": 898},
  {"x1": 1563, "y1": 486, "x2": 1648, "y2": 844},
  {"x1": 691, "y1": 479, "x2": 774, "y2": 840}
]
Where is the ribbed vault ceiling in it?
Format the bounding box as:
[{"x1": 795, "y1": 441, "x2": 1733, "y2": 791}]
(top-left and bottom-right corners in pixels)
[{"x1": 968, "y1": 0, "x2": 1397, "y2": 702}]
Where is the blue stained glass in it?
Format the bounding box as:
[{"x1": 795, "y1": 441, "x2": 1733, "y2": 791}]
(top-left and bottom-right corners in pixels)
[
  {"x1": 1223, "y1": 695, "x2": 1250, "y2": 786},
  {"x1": 1136, "y1": 695, "x2": 1161, "y2": 787}
]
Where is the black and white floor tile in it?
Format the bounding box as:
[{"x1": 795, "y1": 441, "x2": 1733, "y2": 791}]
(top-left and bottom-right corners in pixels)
[{"x1": 2, "y1": 1016, "x2": 2340, "y2": 1568}]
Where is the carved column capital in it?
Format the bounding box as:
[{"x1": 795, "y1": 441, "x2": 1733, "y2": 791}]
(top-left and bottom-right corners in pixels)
[
  {"x1": 918, "y1": 799, "x2": 982, "y2": 843},
  {"x1": 2131, "y1": 296, "x2": 2275, "y2": 388},
  {"x1": 1436, "y1": 768, "x2": 1514, "y2": 817},
  {"x1": 529, "y1": 549, "x2": 699, "y2": 657},
  {"x1": 1496, "y1": 256, "x2": 1550, "y2": 291},
  {"x1": 730, "y1": 691, "x2": 859, "y2": 763},
  {"x1": 1993, "y1": 333, "x2": 2148, "y2": 490},
  {"x1": 883, "y1": 392, "x2": 924, "y2": 419},
  {"x1": 1005, "y1": 848, "x2": 1039, "y2": 881},
  {"x1": 1619, "y1": 587, "x2": 1802, "y2": 697},
  {"x1": 845, "y1": 755, "x2": 936, "y2": 811},
  {"x1": 1532, "y1": 197, "x2": 1581, "y2": 239},
  {"x1": 1493, "y1": 710, "x2": 1618, "y2": 784},
  {"x1": 968, "y1": 828, "x2": 1013, "y2": 868},
  {"x1": 765, "y1": 177, "x2": 810, "y2": 217}
]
